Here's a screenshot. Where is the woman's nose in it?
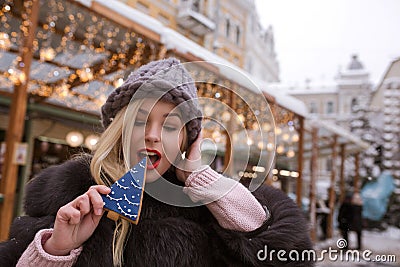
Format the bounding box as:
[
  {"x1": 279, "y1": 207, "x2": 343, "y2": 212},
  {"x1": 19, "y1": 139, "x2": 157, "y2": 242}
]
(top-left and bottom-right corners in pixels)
[{"x1": 145, "y1": 124, "x2": 161, "y2": 143}]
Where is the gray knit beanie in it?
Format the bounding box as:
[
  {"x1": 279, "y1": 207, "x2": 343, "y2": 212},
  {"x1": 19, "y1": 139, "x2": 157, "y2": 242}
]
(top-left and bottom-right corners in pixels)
[{"x1": 101, "y1": 58, "x2": 202, "y2": 147}]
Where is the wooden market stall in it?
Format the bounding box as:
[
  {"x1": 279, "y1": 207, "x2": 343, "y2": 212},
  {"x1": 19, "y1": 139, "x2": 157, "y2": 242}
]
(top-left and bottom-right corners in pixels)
[{"x1": 305, "y1": 120, "x2": 369, "y2": 241}]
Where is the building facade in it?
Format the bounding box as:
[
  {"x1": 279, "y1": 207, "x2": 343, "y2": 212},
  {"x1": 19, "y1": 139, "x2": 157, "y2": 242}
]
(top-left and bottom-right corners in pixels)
[
  {"x1": 287, "y1": 55, "x2": 372, "y2": 130},
  {"x1": 281, "y1": 55, "x2": 373, "y2": 197},
  {"x1": 122, "y1": 0, "x2": 280, "y2": 82}
]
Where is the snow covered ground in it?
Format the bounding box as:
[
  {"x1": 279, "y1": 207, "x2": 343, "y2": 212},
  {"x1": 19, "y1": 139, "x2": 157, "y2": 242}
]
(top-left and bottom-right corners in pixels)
[{"x1": 315, "y1": 227, "x2": 400, "y2": 266}]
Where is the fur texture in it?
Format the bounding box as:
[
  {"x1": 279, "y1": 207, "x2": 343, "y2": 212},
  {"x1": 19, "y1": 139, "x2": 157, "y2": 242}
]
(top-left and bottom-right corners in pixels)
[{"x1": 0, "y1": 156, "x2": 314, "y2": 266}]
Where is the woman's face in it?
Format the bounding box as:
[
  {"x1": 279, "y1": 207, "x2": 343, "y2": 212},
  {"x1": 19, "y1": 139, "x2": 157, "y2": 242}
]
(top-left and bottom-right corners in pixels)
[{"x1": 130, "y1": 99, "x2": 184, "y2": 182}]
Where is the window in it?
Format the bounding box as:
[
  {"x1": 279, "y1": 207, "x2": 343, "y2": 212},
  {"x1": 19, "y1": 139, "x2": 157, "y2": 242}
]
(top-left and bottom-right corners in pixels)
[
  {"x1": 351, "y1": 98, "x2": 358, "y2": 112},
  {"x1": 192, "y1": 0, "x2": 200, "y2": 12},
  {"x1": 235, "y1": 25, "x2": 241, "y2": 45},
  {"x1": 157, "y1": 13, "x2": 170, "y2": 25},
  {"x1": 225, "y1": 19, "x2": 230, "y2": 38},
  {"x1": 136, "y1": 1, "x2": 149, "y2": 13},
  {"x1": 310, "y1": 102, "x2": 317, "y2": 114},
  {"x1": 326, "y1": 101, "x2": 334, "y2": 114}
]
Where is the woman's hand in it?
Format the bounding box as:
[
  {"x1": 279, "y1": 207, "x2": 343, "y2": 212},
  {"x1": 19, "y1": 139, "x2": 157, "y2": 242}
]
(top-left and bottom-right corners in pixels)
[
  {"x1": 176, "y1": 132, "x2": 203, "y2": 183},
  {"x1": 43, "y1": 185, "x2": 111, "y2": 256}
]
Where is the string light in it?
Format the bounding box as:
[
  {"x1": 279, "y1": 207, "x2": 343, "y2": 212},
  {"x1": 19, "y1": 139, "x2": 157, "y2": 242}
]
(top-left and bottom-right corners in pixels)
[
  {"x1": 266, "y1": 142, "x2": 274, "y2": 151},
  {"x1": 246, "y1": 138, "x2": 253, "y2": 146},
  {"x1": 0, "y1": 0, "x2": 13, "y2": 51},
  {"x1": 276, "y1": 145, "x2": 284, "y2": 154},
  {"x1": 39, "y1": 47, "x2": 56, "y2": 61},
  {"x1": 287, "y1": 149, "x2": 295, "y2": 158},
  {"x1": 292, "y1": 134, "x2": 299, "y2": 142},
  {"x1": 262, "y1": 122, "x2": 271, "y2": 131},
  {"x1": 257, "y1": 141, "x2": 264, "y2": 149},
  {"x1": 0, "y1": 32, "x2": 11, "y2": 50},
  {"x1": 85, "y1": 134, "x2": 99, "y2": 150},
  {"x1": 221, "y1": 110, "x2": 231, "y2": 122},
  {"x1": 66, "y1": 131, "x2": 84, "y2": 147},
  {"x1": 6, "y1": 67, "x2": 26, "y2": 85},
  {"x1": 282, "y1": 133, "x2": 290, "y2": 141},
  {"x1": 113, "y1": 77, "x2": 124, "y2": 88}
]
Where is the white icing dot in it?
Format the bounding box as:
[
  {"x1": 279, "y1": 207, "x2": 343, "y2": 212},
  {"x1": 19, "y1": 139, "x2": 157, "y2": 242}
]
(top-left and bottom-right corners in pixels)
[
  {"x1": 122, "y1": 179, "x2": 125, "y2": 182},
  {"x1": 132, "y1": 196, "x2": 135, "y2": 198},
  {"x1": 128, "y1": 209, "x2": 131, "y2": 212},
  {"x1": 111, "y1": 191, "x2": 114, "y2": 194}
]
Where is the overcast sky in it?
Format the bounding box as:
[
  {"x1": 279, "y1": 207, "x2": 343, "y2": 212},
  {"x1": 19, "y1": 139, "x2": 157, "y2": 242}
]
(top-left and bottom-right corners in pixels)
[{"x1": 254, "y1": 0, "x2": 400, "y2": 86}]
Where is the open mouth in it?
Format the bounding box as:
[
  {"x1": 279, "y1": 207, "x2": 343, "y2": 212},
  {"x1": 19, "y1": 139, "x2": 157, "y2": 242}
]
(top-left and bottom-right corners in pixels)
[{"x1": 137, "y1": 149, "x2": 161, "y2": 169}]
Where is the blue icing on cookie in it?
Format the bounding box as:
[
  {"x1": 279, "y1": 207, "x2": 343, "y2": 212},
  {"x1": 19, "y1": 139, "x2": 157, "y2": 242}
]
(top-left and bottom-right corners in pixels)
[{"x1": 101, "y1": 157, "x2": 147, "y2": 224}]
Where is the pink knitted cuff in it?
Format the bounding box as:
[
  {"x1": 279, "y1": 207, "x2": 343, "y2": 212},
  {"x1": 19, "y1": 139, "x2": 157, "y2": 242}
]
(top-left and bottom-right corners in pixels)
[
  {"x1": 184, "y1": 166, "x2": 267, "y2": 232},
  {"x1": 183, "y1": 166, "x2": 236, "y2": 203},
  {"x1": 16, "y1": 229, "x2": 82, "y2": 267},
  {"x1": 185, "y1": 165, "x2": 219, "y2": 188}
]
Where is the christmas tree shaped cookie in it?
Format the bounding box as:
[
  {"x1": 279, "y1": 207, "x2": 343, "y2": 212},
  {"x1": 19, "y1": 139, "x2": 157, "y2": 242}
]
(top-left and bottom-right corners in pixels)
[{"x1": 101, "y1": 157, "x2": 147, "y2": 224}]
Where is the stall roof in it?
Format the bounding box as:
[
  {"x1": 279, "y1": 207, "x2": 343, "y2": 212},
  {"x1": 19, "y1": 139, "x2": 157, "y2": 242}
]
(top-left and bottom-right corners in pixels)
[{"x1": 306, "y1": 120, "x2": 369, "y2": 153}]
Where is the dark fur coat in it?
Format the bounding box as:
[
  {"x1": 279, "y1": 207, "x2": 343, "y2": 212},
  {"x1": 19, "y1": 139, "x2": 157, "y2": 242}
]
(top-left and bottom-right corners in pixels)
[{"x1": 0, "y1": 156, "x2": 313, "y2": 266}]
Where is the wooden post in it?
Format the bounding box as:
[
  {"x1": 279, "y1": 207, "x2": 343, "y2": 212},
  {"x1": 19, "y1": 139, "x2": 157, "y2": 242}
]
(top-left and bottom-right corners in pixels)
[
  {"x1": 0, "y1": 0, "x2": 40, "y2": 241},
  {"x1": 223, "y1": 87, "x2": 236, "y2": 176},
  {"x1": 296, "y1": 117, "x2": 304, "y2": 208},
  {"x1": 309, "y1": 126, "x2": 318, "y2": 242},
  {"x1": 223, "y1": 130, "x2": 233, "y2": 176},
  {"x1": 327, "y1": 135, "x2": 337, "y2": 239},
  {"x1": 339, "y1": 144, "x2": 346, "y2": 203},
  {"x1": 354, "y1": 153, "x2": 360, "y2": 193}
]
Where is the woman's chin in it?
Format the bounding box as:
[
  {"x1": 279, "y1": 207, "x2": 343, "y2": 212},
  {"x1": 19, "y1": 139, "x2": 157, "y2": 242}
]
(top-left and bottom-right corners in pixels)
[{"x1": 145, "y1": 171, "x2": 163, "y2": 183}]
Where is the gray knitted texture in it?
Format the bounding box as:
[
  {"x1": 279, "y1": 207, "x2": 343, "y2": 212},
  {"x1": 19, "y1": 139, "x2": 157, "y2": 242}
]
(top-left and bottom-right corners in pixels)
[{"x1": 101, "y1": 58, "x2": 202, "y2": 146}]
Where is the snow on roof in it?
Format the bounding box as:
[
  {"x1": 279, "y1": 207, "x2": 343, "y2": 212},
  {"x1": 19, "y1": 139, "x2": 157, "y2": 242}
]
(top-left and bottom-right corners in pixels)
[
  {"x1": 336, "y1": 79, "x2": 370, "y2": 86},
  {"x1": 263, "y1": 82, "x2": 338, "y2": 95},
  {"x1": 339, "y1": 68, "x2": 369, "y2": 76},
  {"x1": 91, "y1": 0, "x2": 308, "y2": 117},
  {"x1": 252, "y1": 79, "x2": 309, "y2": 117},
  {"x1": 310, "y1": 120, "x2": 369, "y2": 150}
]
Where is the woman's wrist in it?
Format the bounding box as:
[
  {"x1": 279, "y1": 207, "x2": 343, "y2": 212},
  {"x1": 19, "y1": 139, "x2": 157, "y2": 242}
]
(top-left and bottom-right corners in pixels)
[{"x1": 43, "y1": 235, "x2": 74, "y2": 256}]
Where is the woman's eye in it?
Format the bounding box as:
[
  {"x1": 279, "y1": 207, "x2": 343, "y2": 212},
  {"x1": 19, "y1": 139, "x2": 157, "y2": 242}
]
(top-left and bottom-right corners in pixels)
[
  {"x1": 134, "y1": 121, "x2": 145, "y2": 126},
  {"x1": 163, "y1": 125, "x2": 177, "y2": 132}
]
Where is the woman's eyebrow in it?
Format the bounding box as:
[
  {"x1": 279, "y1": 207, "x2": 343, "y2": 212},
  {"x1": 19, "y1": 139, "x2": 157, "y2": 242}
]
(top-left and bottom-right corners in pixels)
[
  {"x1": 138, "y1": 108, "x2": 148, "y2": 115},
  {"x1": 138, "y1": 108, "x2": 181, "y2": 119},
  {"x1": 164, "y1": 113, "x2": 181, "y2": 119}
]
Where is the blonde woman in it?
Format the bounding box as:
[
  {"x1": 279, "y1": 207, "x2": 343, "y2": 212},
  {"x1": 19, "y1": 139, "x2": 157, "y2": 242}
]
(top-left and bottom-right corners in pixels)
[{"x1": 1, "y1": 58, "x2": 313, "y2": 266}]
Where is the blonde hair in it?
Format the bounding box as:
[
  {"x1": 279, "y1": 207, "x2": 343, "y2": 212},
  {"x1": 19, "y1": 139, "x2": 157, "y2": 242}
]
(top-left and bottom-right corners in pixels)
[
  {"x1": 90, "y1": 98, "x2": 188, "y2": 266},
  {"x1": 91, "y1": 99, "x2": 144, "y2": 267}
]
